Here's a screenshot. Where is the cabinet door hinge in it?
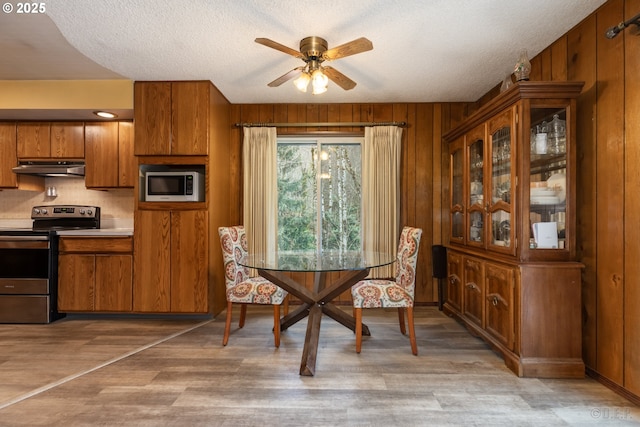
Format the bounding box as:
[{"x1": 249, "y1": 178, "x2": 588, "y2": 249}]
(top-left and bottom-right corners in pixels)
[{"x1": 515, "y1": 112, "x2": 519, "y2": 124}]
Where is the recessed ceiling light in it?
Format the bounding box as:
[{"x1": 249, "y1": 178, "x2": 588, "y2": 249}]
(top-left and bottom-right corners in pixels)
[{"x1": 93, "y1": 111, "x2": 118, "y2": 119}]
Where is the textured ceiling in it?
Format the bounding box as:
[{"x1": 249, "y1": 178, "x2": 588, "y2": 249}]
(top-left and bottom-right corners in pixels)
[{"x1": 1, "y1": 0, "x2": 608, "y2": 105}]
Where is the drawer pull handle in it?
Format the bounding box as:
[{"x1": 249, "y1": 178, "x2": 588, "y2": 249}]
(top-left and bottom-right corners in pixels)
[{"x1": 487, "y1": 293, "x2": 507, "y2": 308}]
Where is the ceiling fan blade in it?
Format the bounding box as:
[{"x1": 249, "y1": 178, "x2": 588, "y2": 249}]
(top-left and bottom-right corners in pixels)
[
  {"x1": 267, "y1": 66, "x2": 305, "y2": 87},
  {"x1": 322, "y1": 66, "x2": 357, "y2": 90},
  {"x1": 255, "y1": 38, "x2": 304, "y2": 58},
  {"x1": 323, "y1": 37, "x2": 373, "y2": 61}
]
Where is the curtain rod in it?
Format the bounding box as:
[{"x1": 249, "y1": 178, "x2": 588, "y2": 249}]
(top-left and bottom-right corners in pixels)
[{"x1": 234, "y1": 121, "x2": 407, "y2": 128}]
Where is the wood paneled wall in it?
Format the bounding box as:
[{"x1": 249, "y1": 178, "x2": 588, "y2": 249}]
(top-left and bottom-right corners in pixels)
[
  {"x1": 229, "y1": 103, "x2": 470, "y2": 304},
  {"x1": 476, "y1": 0, "x2": 639, "y2": 404}
]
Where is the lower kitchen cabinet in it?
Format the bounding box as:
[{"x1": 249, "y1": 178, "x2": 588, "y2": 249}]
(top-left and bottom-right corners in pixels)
[
  {"x1": 444, "y1": 249, "x2": 584, "y2": 378},
  {"x1": 58, "y1": 236, "x2": 133, "y2": 312},
  {"x1": 133, "y1": 209, "x2": 208, "y2": 313}
]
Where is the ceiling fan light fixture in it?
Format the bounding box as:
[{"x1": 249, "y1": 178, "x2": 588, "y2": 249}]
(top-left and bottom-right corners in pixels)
[
  {"x1": 311, "y1": 69, "x2": 328, "y2": 95},
  {"x1": 256, "y1": 36, "x2": 371, "y2": 93},
  {"x1": 312, "y1": 84, "x2": 327, "y2": 95},
  {"x1": 293, "y1": 72, "x2": 311, "y2": 92}
]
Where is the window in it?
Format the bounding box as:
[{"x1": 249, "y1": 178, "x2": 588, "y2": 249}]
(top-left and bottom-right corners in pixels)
[{"x1": 277, "y1": 137, "x2": 362, "y2": 252}]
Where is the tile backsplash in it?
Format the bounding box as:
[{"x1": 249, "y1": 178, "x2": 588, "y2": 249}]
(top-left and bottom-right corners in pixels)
[{"x1": 0, "y1": 177, "x2": 134, "y2": 220}]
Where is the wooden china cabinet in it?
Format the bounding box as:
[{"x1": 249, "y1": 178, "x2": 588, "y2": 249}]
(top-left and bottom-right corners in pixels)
[{"x1": 443, "y1": 81, "x2": 585, "y2": 378}]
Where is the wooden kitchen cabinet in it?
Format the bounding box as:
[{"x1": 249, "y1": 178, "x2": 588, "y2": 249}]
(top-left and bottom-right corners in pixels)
[
  {"x1": 0, "y1": 122, "x2": 44, "y2": 191},
  {"x1": 16, "y1": 122, "x2": 49, "y2": 158},
  {"x1": 58, "y1": 236, "x2": 133, "y2": 312},
  {"x1": 17, "y1": 122, "x2": 84, "y2": 159},
  {"x1": 133, "y1": 209, "x2": 208, "y2": 313},
  {"x1": 443, "y1": 82, "x2": 585, "y2": 378},
  {"x1": 132, "y1": 79, "x2": 231, "y2": 317},
  {"x1": 85, "y1": 121, "x2": 136, "y2": 188},
  {"x1": 0, "y1": 123, "x2": 17, "y2": 188},
  {"x1": 134, "y1": 81, "x2": 210, "y2": 156},
  {"x1": 117, "y1": 122, "x2": 135, "y2": 187}
]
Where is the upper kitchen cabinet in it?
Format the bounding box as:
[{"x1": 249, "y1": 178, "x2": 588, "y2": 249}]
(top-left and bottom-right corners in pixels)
[
  {"x1": 85, "y1": 121, "x2": 136, "y2": 189},
  {"x1": 134, "y1": 81, "x2": 211, "y2": 156},
  {"x1": 0, "y1": 123, "x2": 44, "y2": 191},
  {"x1": 0, "y1": 123, "x2": 18, "y2": 187},
  {"x1": 17, "y1": 122, "x2": 84, "y2": 159}
]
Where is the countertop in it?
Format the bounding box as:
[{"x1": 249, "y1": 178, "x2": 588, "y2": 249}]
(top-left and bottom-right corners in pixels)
[{"x1": 0, "y1": 218, "x2": 133, "y2": 236}]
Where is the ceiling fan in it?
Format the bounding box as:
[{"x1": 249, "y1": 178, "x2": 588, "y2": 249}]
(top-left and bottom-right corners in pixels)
[{"x1": 255, "y1": 36, "x2": 373, "y2": 94}]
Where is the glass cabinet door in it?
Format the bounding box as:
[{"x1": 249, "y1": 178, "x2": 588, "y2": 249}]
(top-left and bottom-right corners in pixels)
[
  {"x1": 466, "y1": 125, "x2": 486, "y2": 246},
  {"x1": 527, "y1": 107, "x2": 568, "y2": 252},
  {"x1": 488, "y1": 109, "x2": 515, "y2": 254},
  {"x1": 450, "y1": 137, "x2": 464, "y2": 243}
]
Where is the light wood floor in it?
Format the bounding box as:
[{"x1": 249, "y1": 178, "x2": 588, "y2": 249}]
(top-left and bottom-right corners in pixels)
[{"x1": 0, "y1": 306, "x2": 637, "y2": 426}]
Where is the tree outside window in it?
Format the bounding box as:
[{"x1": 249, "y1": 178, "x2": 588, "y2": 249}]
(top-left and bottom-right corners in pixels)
[{"x1": 277, "y1": 138, "x2": 362, "y2": 252}]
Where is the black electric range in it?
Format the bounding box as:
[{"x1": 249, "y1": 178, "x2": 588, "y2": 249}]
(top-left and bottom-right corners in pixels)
[{"x1": 0, "y1": 205, "x2": 100, "y2": 323}]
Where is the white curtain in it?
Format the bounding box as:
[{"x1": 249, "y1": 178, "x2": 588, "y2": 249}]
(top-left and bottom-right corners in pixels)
[
  {"x1": 362, "y1": 125, "x2": 403, "y2": 278},
  {"x1": 242, "y1": 127, "x2": 278, "y2": 259}
]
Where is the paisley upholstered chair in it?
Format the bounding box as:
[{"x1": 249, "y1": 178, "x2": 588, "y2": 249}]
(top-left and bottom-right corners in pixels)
[
  {"x1": 218, "y1": 226, "x2": 288, "y2": 347},
  {"x1": 351, "y1": 226, "x2": 423, "y2": 355}
]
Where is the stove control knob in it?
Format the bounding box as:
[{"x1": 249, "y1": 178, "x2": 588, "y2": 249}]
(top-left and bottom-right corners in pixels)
[
  {"x1": 79, "y1": 209, "x2": 85, "y2": 215},
  {"x1": 87, "y1": 209, "x2": 93, "y2": 216},
  {"x1": 33, "y1": 208, "x2": 40, "y2": 215},
  {"x1": 41, "y1": 208, "x2": 48, "y2": 215}
]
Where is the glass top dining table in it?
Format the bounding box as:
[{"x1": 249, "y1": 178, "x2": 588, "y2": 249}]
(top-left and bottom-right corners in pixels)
[
  {"x1": 239, "y1": 249, "x2": 395, "y2": 376},
  {"x1": 240, "y1": 250, "x2": 396, "y2": 273}
]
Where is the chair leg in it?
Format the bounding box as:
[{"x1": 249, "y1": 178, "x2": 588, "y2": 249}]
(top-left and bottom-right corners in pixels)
[
  {"x1": 398, "y1": 307, "x2": 406, "y2": 335},
  {"x1": 273, "y1": 304, "x2": 281, "y2": 348},
  {"x1": 239, "y1": 304, "x2": 247, "y2": 328},
  {"x1": 407, "y1": 306, "x2": 418, "y2": 355},
  {"x1": 223, "y1": 301, "x2": 233, "y2": 346},
  {"x1": 355, "y1": 307, "x2": 363, "y2": 353},
  {"x1": 283, "y1": 295, "x2": 290, "y2": 316}
]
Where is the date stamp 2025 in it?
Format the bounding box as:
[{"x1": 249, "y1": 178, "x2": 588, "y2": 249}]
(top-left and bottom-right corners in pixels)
[{"x1": 3, "y1": 2, "x2": 47, "y2": 14}]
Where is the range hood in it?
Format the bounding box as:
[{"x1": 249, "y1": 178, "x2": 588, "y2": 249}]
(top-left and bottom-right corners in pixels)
[{"x1": 12, "y1": 161, "x2": 85, "y2": 177}]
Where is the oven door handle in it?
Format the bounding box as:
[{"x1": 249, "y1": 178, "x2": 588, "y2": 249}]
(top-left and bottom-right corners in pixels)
[{"x1": 0, "y1": 235, "x2": 50, "y2": 241}]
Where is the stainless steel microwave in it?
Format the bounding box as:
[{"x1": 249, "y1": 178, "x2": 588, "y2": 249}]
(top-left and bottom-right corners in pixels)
[{"x1": 145, "y1": 171, "x2": 204, "y2": 202}]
